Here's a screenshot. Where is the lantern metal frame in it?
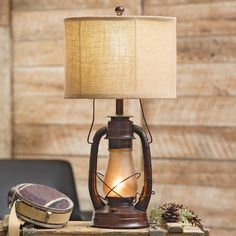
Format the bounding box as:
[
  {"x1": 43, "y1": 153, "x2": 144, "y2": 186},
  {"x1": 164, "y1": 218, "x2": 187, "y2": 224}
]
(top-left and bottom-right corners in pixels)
[{"x1": 88, "y1": 99, "x2": 152, "y2": 229}]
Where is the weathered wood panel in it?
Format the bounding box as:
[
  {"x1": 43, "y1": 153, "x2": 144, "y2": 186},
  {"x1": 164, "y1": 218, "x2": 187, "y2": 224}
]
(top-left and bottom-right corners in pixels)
[
  {"x1": 13, "y1": 124, "x2": 141, "y2": 159},
  {"x1": 208, "y1": 228, "x2": 236, "y2": 236},
  {"x1": 12, "y1": 0, "x2": 142, "y2": 12},
  {"x1": 144, "y1": 2, "x2": 236, "y2": 36},
  {"x1": 177, "y1": 20, "x2": 236, "y2": 37},
  {"x1": 144, "y1": 97, "x2": 236, "y2": 127},
  {"x1": 178, "y1": 36, "x2": 236, "y2": 64},
  {"x1": 13, "y1": 64, "x2": 236, "y2": 97},
  {"x1": 14, "y1": 125, "x2": 236, "y2": 160},
  {"x1": 14, "y1": 36, "x2": 236, "y2": 67},
  {"x1": 0, "y1": 221, "x2": 149, "y2": 236},
  {"x1": 14, "y1": 40, "x2": 64, "y2": 67},
  {"x1": 0, "y1": 0, "x2": 10, "y2": 26},
  {"x1": 13, "y1": 67, "x2": 64, "y2": 96},
  {"x1": 0, "y1": 27, "x2": 11, "y2": 159},
  {"x1": 13, "y1": 10, "x2": 76, "y2": 41},
  {"x1": 13, "y1": 7, "x2": 141, "y2": 41},
  {"x1": 14, "y1": 96, "x2": 236, "y2": 127},
  {"x1": 10, "y1": 97, "x2": 149, "y2": 126},
  {"x1": 13, "y1": 124, "x2": 142, "y2": 157},
  {"x1": 145, "y1": 0, "x2": 235, "y2": 5},
  {"x1": 150, "y1": 126, "x2": 236, "y2": 160},
  {"x1": 153, "y1": 159, "x2": 236, "y2": 188},
  {"x1": 13, "y1": 124, "x2": 103, "y2": 156},
  {"x1": 177, "y1": 63, "x2": 236, "y2": 96},
  {"x1": 14, "y1": 98, "x2": 115, "y2": 125}
]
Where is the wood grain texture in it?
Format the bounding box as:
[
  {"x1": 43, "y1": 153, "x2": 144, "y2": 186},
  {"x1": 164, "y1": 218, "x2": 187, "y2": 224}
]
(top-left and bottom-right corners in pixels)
[
  {"x1": 13, "y1": 124, "x2": 104, "y2": 156},
  {"x1": 13, "y1": 67, "x2": 64, "y2": 96},
  {"x1": 14, "y1": 40, "x2": 64, "y2": 67},
  {"x1": 13, "y1": 125, "x2": 236, "y2": 160},
  {"x1": 144, "y1": 97, "x2": 236, "y2": 127},
  {"x1": 14, "y1": 97, "x2": 141, "y2": 125},
  {"x1": 0, "y1": 0, "x2": 10, "y2": 26},
  {"x1": 178, "y1": 36, "x2": 236, "y2": 64},
  {"x1": 153, "y1": 159, "x2": 236, "y2": 188},
  {"x1": 14, "y1": 98, "x2": 115, "y2": 125},
  {"x1": 145, "y1": 0, "x2": 236, "y2": 5},
  {"x1": 144, "y1": 1, "x2": 236, "y2": 36},
  {"x1": 0, "y1": 221, "x2": 149, "y2": 236},
  {"x1": 0, "y1": 27, "x2": 11, "y2": 159},
  {"x1": 14, "y1": 96, "x2": 236, "y2": 126},
  {"x1": 12, "y1": 7, "x2": 142, "y2": 41},
  {"x1": 12, "y1": 0, "x2": 142, "y2": 12},
  {"x1": 14, "y1": 36, "x2": 236, "y2": 67},
  {"x1": 13, "y1": 64, "x2": 236, "y2": 97},
  {"x1": 177, "y1": 63, "x2": 236, "y2": 96},
  {"x1": 208, "y1": 228, "x2": 236, "y2": 236},
  {"x1": 150, "y1": 126, "x2": 236, "y2": 160}
]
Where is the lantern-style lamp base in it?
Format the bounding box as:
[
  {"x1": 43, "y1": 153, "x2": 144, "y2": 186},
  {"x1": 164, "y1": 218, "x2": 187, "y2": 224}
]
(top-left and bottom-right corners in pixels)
[
  {"x1": 88, "y1": 100, "x2": 152, "y2": 229},
  {"x1": 92, "y1": 198, "x2": 148, "y2": 229}
]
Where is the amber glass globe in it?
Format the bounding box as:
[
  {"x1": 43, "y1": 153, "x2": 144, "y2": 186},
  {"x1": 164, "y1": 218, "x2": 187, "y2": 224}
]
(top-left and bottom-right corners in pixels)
[{"x1": 103, "y1": 149, "x2": 138, "y2": 198}]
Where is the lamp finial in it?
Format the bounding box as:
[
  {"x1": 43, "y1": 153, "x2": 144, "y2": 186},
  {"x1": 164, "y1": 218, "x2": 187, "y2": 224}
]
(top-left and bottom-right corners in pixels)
[{"x1": 115, "y1": 6, "x2": 125, "y2": 16}]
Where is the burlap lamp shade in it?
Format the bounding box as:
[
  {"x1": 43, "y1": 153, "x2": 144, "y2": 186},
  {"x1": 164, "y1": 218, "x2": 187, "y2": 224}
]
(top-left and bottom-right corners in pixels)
[{"x1": 64, "y1": 16, "x2": 176, "y2": 99}]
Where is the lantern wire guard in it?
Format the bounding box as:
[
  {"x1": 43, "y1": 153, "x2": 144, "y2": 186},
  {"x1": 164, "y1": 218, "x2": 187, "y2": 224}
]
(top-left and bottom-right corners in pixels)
[{"x1": 96, "y1": 172, "x2": 141, "y2": 202}]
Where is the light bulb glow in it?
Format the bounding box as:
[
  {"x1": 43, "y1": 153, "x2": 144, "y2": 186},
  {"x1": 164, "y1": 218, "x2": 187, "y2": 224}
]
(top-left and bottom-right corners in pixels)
[{"x1": 103, "y1": 149, "x2": 138, "y2": 198}]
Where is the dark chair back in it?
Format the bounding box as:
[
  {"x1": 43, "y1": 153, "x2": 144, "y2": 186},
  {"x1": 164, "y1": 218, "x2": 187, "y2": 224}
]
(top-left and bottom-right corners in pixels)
[{"x1": 0, "y1": 159, "x2": 80, "y2": 220}]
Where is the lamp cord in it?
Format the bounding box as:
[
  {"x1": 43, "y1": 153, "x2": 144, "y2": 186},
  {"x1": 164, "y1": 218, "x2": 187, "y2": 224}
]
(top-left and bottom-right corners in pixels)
[
  {"x1": 87, "y1": 99, "x2": 95, "y2": 144},
  {"x1": 139, "y1": 99, "x2": 153, "y2": 144}
]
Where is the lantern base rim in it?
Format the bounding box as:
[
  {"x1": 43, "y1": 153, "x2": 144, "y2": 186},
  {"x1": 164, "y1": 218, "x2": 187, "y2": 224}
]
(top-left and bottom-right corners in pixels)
[{"x1": 92, "y1": 203, "x2": 148, "y2": 229}]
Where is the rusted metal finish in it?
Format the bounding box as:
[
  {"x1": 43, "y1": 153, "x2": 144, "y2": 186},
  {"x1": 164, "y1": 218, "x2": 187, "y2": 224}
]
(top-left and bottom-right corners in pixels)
[
  {"x1": 88, "y1": 114, "x2": 152, "y2": 228},
  {"x1": 133, "y1": 125, "x2": 152, "y2": 212}
]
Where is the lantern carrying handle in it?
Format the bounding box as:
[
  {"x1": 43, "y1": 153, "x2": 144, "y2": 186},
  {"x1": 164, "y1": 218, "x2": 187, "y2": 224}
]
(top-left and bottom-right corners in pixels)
[
  {"x1": 88, "y1": 126, "x2": 107, "y2": 210},
  {"x1": 133, "y1": 125, "x2": 152, "y2": 211}
]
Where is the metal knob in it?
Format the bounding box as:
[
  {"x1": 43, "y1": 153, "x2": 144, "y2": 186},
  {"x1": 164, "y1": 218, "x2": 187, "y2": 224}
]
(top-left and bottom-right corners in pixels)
[{"x1": 115, "y1": 6, "x2": 125, "y2": 16}]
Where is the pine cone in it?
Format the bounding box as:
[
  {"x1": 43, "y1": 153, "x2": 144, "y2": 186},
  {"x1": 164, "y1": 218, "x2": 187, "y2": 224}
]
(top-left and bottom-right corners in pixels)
[{"x1": 161, "y1": 202, "x2": 181, "y2": 223}]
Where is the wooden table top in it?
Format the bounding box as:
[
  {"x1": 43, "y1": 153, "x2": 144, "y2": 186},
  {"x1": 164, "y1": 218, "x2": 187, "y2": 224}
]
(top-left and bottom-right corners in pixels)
[{"x1": 0, "y1": 220, "x2": 208, "y2": 236}]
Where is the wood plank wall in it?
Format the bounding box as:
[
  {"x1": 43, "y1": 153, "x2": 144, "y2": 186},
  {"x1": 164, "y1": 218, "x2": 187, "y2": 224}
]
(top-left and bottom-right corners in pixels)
[
  {"x1": 143, "y1": 1, "x2": 236, "y2": 236},
  {"x1": 0, "y1": 1, "x2": 235, "y2": 235},
  {"x1": 0, "y1": 0, "x2": 11, "y2": 159}
]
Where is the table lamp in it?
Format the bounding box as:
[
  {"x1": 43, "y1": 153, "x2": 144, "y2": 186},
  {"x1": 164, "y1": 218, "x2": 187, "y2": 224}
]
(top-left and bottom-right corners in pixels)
[{"x1": 64, "y1": 6, "x2": 176, "y2": 229}]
